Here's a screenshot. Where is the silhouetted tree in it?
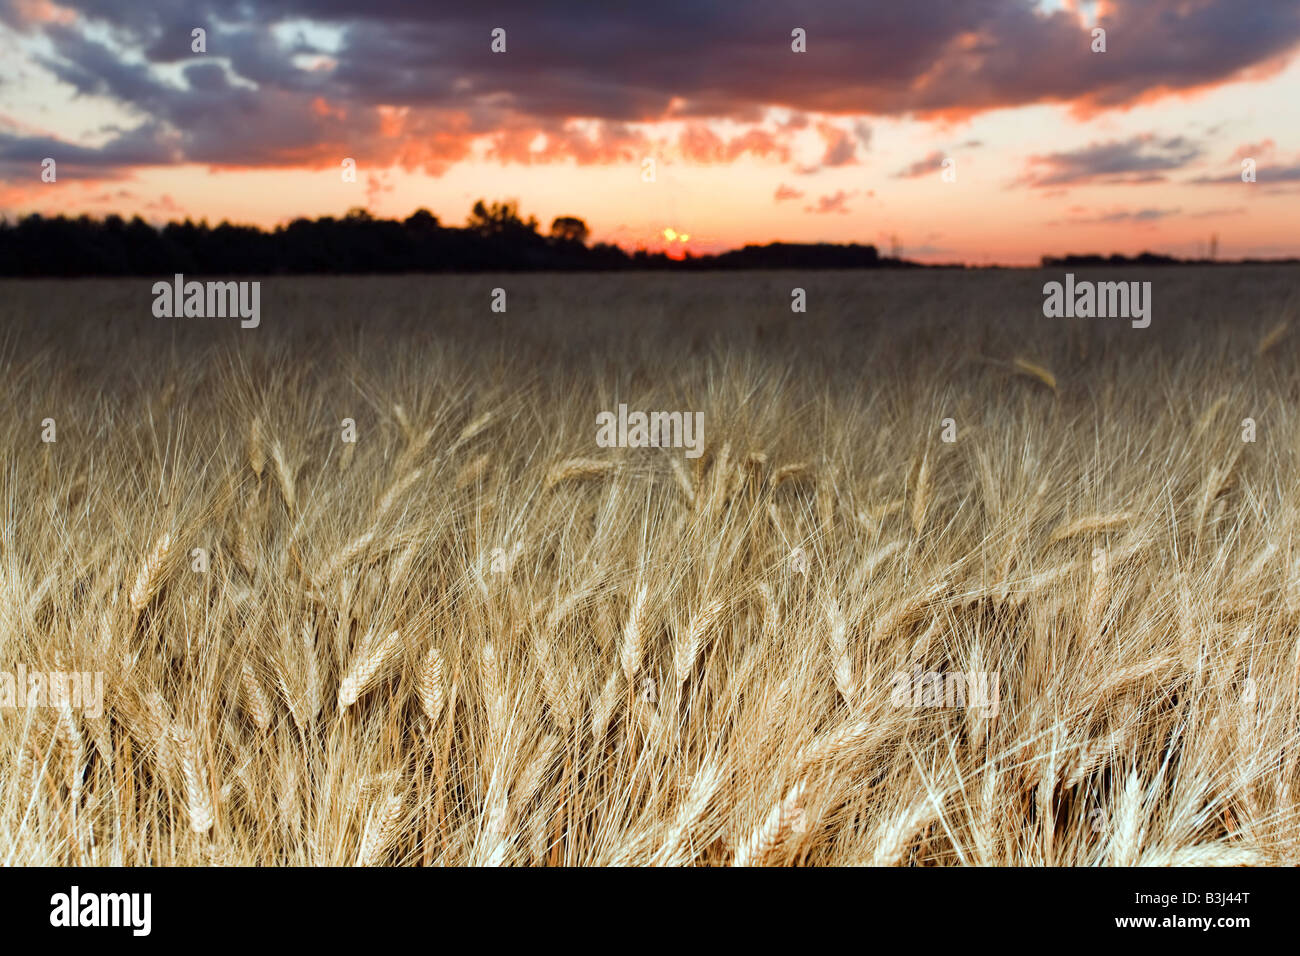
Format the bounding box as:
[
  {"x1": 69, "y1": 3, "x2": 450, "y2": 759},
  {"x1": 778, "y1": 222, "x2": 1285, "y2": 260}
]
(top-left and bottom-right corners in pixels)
[
  {"x1": 467, "y1": 200, "x2": 538, "y2": 237},
  {"x1": 405, "y1": 209, "x2": 439, "y2": 231},
  {"x1": 549, "y1": 216, "x2": 589, "y2": 245}
]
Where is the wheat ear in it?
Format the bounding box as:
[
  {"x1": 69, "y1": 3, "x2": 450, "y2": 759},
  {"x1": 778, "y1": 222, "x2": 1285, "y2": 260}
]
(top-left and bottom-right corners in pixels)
[
  {"x1": 269, "y1": 439, "x2": 296, "y2": 513},
  {"x1": 356, "y1": 790, "x2": 405, "y2": 866},
  {"x1": 620, "y1": 584, "x2": 648, "y2": 683},
  {"x1": 170, "y1": 725, "x2": 214, "y2": 834},
  {"x1": 675, "y1": 598, "x2": 725, "y2": 686},
  {"x1": 418, "y1": 646, "x2": 445, "y2": 723},
  {"x1": 241, "y1": 660, "x2": 272, "y2": 731},
  {"x1": 1048, "y1": 511, "x2": 1135, "y2": 543},
  {"x1": 591, "y1": 668, "x2": 622, "y2": 742},
  {"x1": 1257, "y1": 320, "x2": 1289, "y2": 357},
  {"x1": 1013, "y1": 356, "x2": 1057, "y2": 391},
  {"x1": 545, "y1": 457, "x2": 615, "y2": 489},
  {"x1": 247, "y1": 416, "x2": 265, "y2": 477},
  {"x1": 825, "y1": 597, "x2": 856, "y2": 706},
  {"x1": 338, "y1": 630, "x2": 401, "y2": 711},
  {"x1": 772, "y1": 462, "x2": 811, "y2": 487},
  {"x1": 129, "y1": 532, "x2": 172, "y2": 614},
  {"x1": 732, "y1": 782, "x2": 806, "y2": 866}
]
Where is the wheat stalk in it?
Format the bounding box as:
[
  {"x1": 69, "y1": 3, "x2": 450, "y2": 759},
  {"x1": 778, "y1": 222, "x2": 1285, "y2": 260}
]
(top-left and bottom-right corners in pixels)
[{"x1": 911, "y1": 453, "x2": 931, "y2": 537}]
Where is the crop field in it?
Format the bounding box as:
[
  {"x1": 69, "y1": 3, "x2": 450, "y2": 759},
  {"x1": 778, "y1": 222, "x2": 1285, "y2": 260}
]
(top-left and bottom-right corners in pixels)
[{"x1": 1, "y1": 266, "x2": 1298, "y2": 865}]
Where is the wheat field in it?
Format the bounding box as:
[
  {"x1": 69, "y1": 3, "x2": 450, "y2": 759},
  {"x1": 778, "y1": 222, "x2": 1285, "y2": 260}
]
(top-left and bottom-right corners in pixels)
[{"x1": 1, "y1": 267, "x2": 1298, "y2": 865}]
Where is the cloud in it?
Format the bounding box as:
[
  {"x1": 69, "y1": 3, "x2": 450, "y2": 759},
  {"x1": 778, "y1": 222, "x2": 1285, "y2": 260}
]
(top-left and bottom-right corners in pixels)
[
  {"x1": 1015, "y1": 135, "x2": 1202, "y2": 187},
  {"x1": 1188, "y1": 158, "x2": 1300, "y2": 184},
  {"x1": 484, "y1": 119, "x2": 649, "y2": 166},
  {"x1": 1054, "y1": 207, "x2": 1182, "y2": 224},
  {"x1": 676, "y1": 124, "x2": 791, "y2": 164},
  {"x1": 774, "y1": 183, "x2": 805, "y2": 201},
  {"x1": 817, "y1": 123, "x2": 858, "y2": 168},
  {"x1": 792, "y1": 121, "x2": 869, "y2": 174},
  {"x1": 144, "y1": 192, "x2": 185, "y2": 215},
  {"x1": 0, "y1": 122, "x2": 181, "y2": 180},
  {"x1": 365, "y1": 171, "x2": 394, "y2": 206},
  {"x1": 304, "y1": 1, "x2": 1300, "y2": 121},
  {"x1": 1231, "y1": 140, "x2": 1275, "y2": 162},
  {"x1": 804, "y1": 189, "x2": 856, "y2": 214},
  {"x1": 0, "y1": 0, "x2": 1296, "y2": 181},
  {"x1": 893, "y1": 150, "x2": 946, "y2": 180},
  {"x1": 894, "y1": 139, "x2": 981, "y2": 179}
]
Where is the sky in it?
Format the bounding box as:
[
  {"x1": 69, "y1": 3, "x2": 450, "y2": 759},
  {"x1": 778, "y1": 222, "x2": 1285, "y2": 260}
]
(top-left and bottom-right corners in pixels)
[{"x1": 1, "y1": 0, "x2": 1298, "y2": 265}]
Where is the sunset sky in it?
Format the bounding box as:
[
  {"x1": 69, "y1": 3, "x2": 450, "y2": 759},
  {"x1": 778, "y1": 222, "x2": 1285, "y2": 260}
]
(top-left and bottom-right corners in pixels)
[{"x1": 1, "y1": 0, "x2": 1298, "y2": 264}]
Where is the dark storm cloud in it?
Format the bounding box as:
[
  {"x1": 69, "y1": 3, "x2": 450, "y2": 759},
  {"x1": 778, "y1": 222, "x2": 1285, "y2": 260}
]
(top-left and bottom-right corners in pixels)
[
  {"x1": 3, "y1": 0, "x2": 1299, "y2": 177},
  {"x1": 223, "y1": 0, "x2": 1300, "y2": 118},
  {"x1": 0, "y1": 122, "x2": 180, "y2": 177}
]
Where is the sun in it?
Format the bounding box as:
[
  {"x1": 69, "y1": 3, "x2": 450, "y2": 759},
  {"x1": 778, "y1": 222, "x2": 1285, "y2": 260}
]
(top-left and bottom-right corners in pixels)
[{"x1": 661, "y1": 227, "x2": 692, "y2": 259}]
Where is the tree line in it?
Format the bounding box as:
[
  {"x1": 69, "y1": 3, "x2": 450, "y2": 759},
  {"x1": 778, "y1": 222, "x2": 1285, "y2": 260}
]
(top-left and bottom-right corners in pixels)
[{"x1": 0, "y1": 200, "x2": 913, "y2": 276}]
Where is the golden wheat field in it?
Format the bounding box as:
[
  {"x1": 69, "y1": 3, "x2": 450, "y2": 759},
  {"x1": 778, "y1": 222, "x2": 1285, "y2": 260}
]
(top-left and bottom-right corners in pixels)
[{"x1": 1, "y1": 266, "x2": 1299, "y2": 866}]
